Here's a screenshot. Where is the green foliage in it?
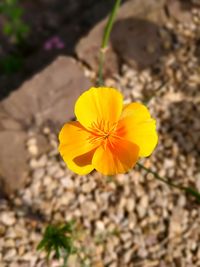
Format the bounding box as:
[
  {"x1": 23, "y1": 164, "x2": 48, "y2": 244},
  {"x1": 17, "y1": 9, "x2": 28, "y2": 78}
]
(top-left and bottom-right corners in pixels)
[
  {"x1": 37, "y1": 221, "x2": 93, "y2": 267},
  {"x1": 0, "y1": 53, "x2": 23, "y2": 74},
  {"x1": 37, "y1": 221, "x2": 77, "y2": 266},
  {"x1": 0, "y1": 0, "x2": 29, "y2": 43}
]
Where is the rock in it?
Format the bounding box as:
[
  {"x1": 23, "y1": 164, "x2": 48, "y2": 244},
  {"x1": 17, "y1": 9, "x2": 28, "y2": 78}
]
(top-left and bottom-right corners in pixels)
[
  {"x1": 1, "y1": 56, "x2": 91, "y2": 128},
  {"x1": 0, "y1": 116, "x2": 22, "y2": 131},
  {"x1": 3, "y1": 248, "x2": 17, "y2": 261},
  {"x1": 27, "y1": 137, "x2": 37, "y2": 147},
  {"x1": 167, "y1": 0, "x2": 193, "y2": 23},
  {"x1": 0, "y1": 224, "x2": 6, "y2": 236},
  {"x1": 80, "y1": 201, "x2": 97, "y2": 218},
  {"x1": 121, "y1": 232, "x2": 132, "y2": 242},
  {"x1": 137, "y1": 247, "x2": 148, "y2": 258},
  {"x1": 126, "y1": 198, "x2": 135, "y2": 212},
  {"x1": 76, "y1": 0, "x2": 166, "y2": 75},
  {"x1": 4, "y1": 239, "x2": 15, "y2": 248},
  {"x1": 95, "y1": 220, "x2": 105, "y2": 232},
  {"x1": 37, "y1": 154, "x2": 48, "y2": 166},
  {"x1": 109, "y1": 262, "x2": 117, "y2": 267},
  {"x1": 33, "y1": 168, "x2": 45, "y2": 180},
  {"x1": 0, "y1": 131, "x2": 28, "y2": 194},
  {"x1": 82, "y1": 180, "x2": 96, "y2": 193},
  {"x1": 111, "y1": 18, "x2": 164, "y2": 69},
  {"x1": 13, "y1": 225, "x2": 28, "y2": 238},
  {"x1": 18, "y1": 245, "x2": 25, "y2": 256},
  {"x1": 54, "y1": 168, "x2": 65, "y2": 179},
  {"x1": 195, "y1": 173, "x2": 200, "y2": 192},
  {"x1": 43, "y1": 175, "x2": 52, "y2": 186},
  {"x1": 35, "y1": 134, "x2": 50, "y2": 156},
  {"x1": 60, "y1": 176, "x2": 74, "y2": 189},
  {"x1": 47, "y1": 165, "x2": 61, "y2": 176},
  {"x1": 137, "y1": 195, "x2": 149, "y2": 219},
  {"x1": 123, "y1": 249, "x2": 133, "y2": 264},
  {"x1": 169, "y1": 208, "x2": 184, "y2": 238},
  {"x1": 28, "y1": 144, "x2": 38, "y2": 156}
]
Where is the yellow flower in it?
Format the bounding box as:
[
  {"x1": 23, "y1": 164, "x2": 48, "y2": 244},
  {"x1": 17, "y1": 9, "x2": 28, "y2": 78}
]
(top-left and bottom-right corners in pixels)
[{"x1": 59, "y1": 87, "x2": 158, "y2": 175}]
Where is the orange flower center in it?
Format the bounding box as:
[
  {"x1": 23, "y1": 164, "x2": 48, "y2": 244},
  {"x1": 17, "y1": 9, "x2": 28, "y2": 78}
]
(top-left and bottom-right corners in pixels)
[{"x1": 88, "y1": 120, "x2": 118, "y2": 147}]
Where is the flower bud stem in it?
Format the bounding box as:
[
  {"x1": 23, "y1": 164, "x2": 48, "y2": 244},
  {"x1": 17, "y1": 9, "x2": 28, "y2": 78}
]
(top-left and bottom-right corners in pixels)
[
  {"x1": 97, "y1": 0, "x2": 121, "y2": 86},
  {"x1": 137, "y1": 162, "x2": 200, "y2": 203}
]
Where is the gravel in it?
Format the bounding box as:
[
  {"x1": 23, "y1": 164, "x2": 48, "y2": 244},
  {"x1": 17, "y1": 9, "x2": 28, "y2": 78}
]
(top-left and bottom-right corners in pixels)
[{"x1": 1, "y1": 2, "x2": 200, "y2": 267}]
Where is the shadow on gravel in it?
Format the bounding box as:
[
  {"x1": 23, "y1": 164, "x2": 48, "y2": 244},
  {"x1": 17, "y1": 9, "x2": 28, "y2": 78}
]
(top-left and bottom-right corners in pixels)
[{"x1": 161, "y1": 100, "x2": 200, "y2": 160}]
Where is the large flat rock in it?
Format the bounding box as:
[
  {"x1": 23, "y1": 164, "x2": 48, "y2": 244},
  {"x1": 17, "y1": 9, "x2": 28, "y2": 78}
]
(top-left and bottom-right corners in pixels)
[
  {"x1": 76, "y1": 0, "x2": 166, "y2": 76},
  {"x1": 0, "y1": 56, "x2": 91, "y2": 194},
  {"x1": 1, "y1": 56, "x2": 91, "y2": 128},
  {"x1": 0, "y1": 131, "x2": 28, "y2": 194}
]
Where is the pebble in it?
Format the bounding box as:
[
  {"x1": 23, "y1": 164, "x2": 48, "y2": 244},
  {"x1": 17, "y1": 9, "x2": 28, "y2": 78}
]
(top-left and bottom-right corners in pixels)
[
  {"x1": 80, "y1": 201, "x2": 97, "y2": 218},
  {"x1": 28, "y1": 145, "x2": 38, "y2": 156},
  {"x1": 47, "y1": 165, "x2": 60, "y2": 176},
  {"x1": 18, "y1": 245, "x2": 25, "y2": 256},
  {"x1": 54, "y1": 168, "x2": 65, "y2": 179},
  {"x1": 43, "y1": 175, "x2": 52, "y2": 186},
  {"x1": 82, "y1": 180, "x2": 96, "y2": 193},
  {"x1": 195, "y1": 173, "x2": 200, "y2": 192},
  {"x1": 60, "y1": 176, "x2": 74, "y2": 189},
  {"x1": 0, "y1": 224, "x2": 6, "y2": 236},
  {"x1": 121, "y1": 232, "x2": 132, "y2": 242},
  {"x1": 125, "y1": 198, "x2": 135, "y2": 212},
  {"x1": 27, "y1": 137, "x2": 37, "y2": 147},
  {"x1": 4, "y1": 248, "x2": 17, "y2": 261},
  {"x1": 33, "y1": 168, "x2": 45, "y2": 180},
  {"x1": 96, "y1": 220, "x2": 105, "y2": 232},
  {"x1": 123, "y1": 249, "x2": 133, "y2": 264},
  {"x1": 0, "y1": 212, "x2": 16, "y2": 226},
  {"x1": 4, "y1": 239, "x2": 15, "y2": 248},
  {"x1": 137, "y1": 247, "x2": 148, "y2": 258},
  {"x1": 137, "y1": 195, "x2": 149, "y2": 219},
  {"x1": 109, "y1": 262, "x2": 117, "y2": 267},
  {"x1": 30, "y1": 155, "x2": 47, "y2": 169}
]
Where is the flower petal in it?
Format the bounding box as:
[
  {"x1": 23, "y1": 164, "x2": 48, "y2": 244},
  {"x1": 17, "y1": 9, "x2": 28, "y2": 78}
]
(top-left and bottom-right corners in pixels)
[
  {"x1": 121, "y1": 102, "x2": 151, "y2": 121},
  {"x1": 59, "y1": 121, "x2": 98, "y2": 172},
  {"x1": 63, "y1": 150, "x2": 95, "y2": 175},
  {"x1": 118, "y1": 103, "x2": 158, "y2": 157},
  {"x1": 75, "y1": 87, "x2": 123, "y2": 129},
  {"x1": 92, "y1": 138, "x2": 139, "y2": 175}
]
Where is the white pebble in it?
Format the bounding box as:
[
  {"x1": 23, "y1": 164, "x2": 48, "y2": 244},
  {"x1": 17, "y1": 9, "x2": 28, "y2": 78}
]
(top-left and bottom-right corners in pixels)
[{"x1": 0, "y1": 212, "x2": 16, "y2": 226}]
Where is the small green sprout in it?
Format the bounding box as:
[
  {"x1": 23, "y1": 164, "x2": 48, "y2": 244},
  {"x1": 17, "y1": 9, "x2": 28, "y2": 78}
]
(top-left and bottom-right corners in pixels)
[
  {"x1": 0, "y1": 0, "x2": 29, "y2": 44},
  {"x1": 37, "y1": 221, "x2": 77, "y2": 266}
]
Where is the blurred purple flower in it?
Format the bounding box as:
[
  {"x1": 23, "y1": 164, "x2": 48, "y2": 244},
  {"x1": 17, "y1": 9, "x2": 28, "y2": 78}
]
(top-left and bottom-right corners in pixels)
[{"x1": 43, "y1": 36, "x2": 65, "y2": 51}]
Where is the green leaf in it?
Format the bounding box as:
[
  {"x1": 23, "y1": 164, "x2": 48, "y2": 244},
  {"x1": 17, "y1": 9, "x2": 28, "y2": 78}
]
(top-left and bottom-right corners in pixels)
[
  {"x1": 9, "y1": 7, "x2": 23, "y2": 19},
  {"x1": 37, "y1": 238, "x2": 48, "y2": 251},
  {"x1": 3, "y1": 22, "x2": 13, "y2": 35},
  {"x1": 0, "y1": 54, "x2": 23, "y2": 74},
  {"x1": 54, "y1": 244, "x2": 60, "y2": 259},
  {"x1": 37, "y1": 221, "x2": 78, "y2": 265},
  {"x1": 61, "y1": 220, "x2": 75, "y2": 233}
]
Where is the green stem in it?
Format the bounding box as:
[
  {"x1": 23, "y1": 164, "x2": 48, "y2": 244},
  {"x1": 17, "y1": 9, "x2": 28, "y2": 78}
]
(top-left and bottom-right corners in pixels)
[
  {"x1": 62, "y1": 252, "x2": 68, "y2": 267},
  {"x1": 137, "y1": 162, "x2": 200, "y2": 203},
  {"x1": 97, "y1": 0, "x2": 121, "y2": 86}
]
